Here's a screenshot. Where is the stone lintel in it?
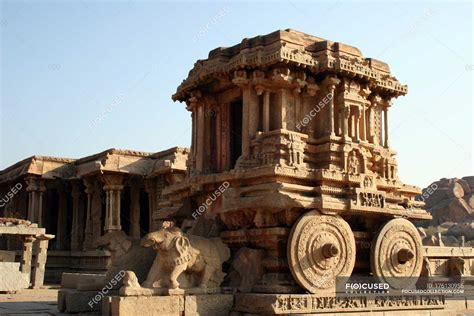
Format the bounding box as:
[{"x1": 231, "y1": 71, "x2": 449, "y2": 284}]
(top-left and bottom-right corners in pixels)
[
  {"x1": 0, "y1": 225, "x2": 45, "y2": 235},
  {"x1": 424, "y1": 246, "x2": 474, "y2": 258}
]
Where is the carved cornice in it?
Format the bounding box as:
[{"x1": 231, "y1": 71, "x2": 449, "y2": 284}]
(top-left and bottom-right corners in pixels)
[
  {"x1": 173, "y1": 29, "x2": 407, "y2": 102},
  {"x1": 0, "y1": 147, "x2": 190, "y2": 183}
]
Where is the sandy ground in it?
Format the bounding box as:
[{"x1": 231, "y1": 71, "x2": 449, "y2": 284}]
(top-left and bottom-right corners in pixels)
[{"x1": 0, "y1": 286, "x2": 61, "y2": 315}]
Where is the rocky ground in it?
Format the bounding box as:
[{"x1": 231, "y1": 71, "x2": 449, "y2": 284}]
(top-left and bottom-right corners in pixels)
[{"x1": 416, "y1": 176, "x2": 474, "y2": 247}]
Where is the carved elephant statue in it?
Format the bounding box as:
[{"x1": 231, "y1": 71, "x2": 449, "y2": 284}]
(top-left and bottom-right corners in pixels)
[{"x1": 141, "y1": 227, "x2": 230, "y2": 290}]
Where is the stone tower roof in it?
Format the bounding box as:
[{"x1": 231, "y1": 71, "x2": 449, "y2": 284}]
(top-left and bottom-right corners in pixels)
[{"x1": 173, "y1": 28, "x2": 407, "y2": 102}]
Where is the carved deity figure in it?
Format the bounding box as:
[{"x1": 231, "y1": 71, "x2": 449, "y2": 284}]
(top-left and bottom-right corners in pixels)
[{"x1": 347, "y1": 151, "x2": 362, "y2": 174}]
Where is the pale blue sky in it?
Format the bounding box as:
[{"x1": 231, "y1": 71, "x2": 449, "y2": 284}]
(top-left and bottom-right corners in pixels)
[{"x1": 0, "y1": 0, "x2": 472, "y2": 188}]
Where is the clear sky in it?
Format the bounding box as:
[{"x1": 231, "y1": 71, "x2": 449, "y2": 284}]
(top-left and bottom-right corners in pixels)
[{"x1": 0, "y1": 0, "x2": 472, "y2": 188}]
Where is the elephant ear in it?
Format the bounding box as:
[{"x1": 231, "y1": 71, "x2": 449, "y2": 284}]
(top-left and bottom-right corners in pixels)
[{"x1": 174, "y1": 236, "x2": 190, "y2": 257}]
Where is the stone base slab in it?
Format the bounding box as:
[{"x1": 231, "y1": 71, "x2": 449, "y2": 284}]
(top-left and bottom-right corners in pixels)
[
  {"x1": 57, "y1": 288, "x2": 118, "y2": 313},
  {"x1": 233, "y1": 293, "x2": 448, "y2": 314},
  {"x1": 0, "y1": 262, "x2": 29, "y2": 292},
  {"x1": 120, "y1": 286, "x2": 221, "y2": 296},
  {"x1": 103, "y1": 294, "x2": 233, "y2": 316}
]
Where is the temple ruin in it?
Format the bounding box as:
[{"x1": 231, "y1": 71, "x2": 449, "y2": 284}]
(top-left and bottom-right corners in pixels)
[
  {"x1": 0, "y1": 147, "x2": 188, "y2": 281},
  {"x1": 0, "y1": 29, "x2": 473, "y2": 315}
]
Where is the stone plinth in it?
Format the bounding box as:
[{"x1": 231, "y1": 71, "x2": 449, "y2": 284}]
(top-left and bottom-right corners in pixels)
[
  {"x1": 58, "y1": 288, "x2": 118, "y2": 313},
  {"x1": 0, "y1": 262, "x2": 30, "y2": 292},
  {"x1": 233, "y1": 293, "x2": 446, "y2": 315},
  {"x1": 103, "y1": 294, "x2": 233, "y2": 316}
]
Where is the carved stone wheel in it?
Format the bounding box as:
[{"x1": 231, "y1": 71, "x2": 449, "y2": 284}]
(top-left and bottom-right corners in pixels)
[
  {"x1": 287, "y1": 210, "x2": 356, "y2": 294},
  {"x1": 370, "y1": 218, "x2": 423, "y2": 290}
]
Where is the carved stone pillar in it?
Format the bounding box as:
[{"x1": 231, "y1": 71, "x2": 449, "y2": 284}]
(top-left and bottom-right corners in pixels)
[
  {"x1": 368, "y1": 95, "x2": 383, "y2": 145},
  {"x1": 342, "y1": 106, "x2": 351, "y2": 140},
  {"x1": 20, "y1": 235, "x2": 35, "y2": 276},
  {"x1": 328, "y1": 96, "x2": 335, "y2": 136},
  {"x1": 184, "y1": 98, "x2": 197, "y2": 176},
  {"x1": 26, "y1": 179, "x2": 35, "y2": 222},
  {"x1": 191, "y1": 109, "x2": 197, "y2": 157},
  {"x1": 83, "y1": 177, "x2": 103, "y2": 250},
  {"x1": 144, "y1": 178, "x2": 157, "y2": 231},
  {"x1": 248, "y1": 87, "x2": 259, "y2": 141},
  {"x1": 362, "y1": 105, "x2": 367, "y2": 141},
  {"x1": 196, "y1": 104, "x2": 205, "y2": 173},
  {"x1": 241, "y1": 85, "x2": 251, "y2": 157},
  {"x1": 279, "y1": 90, "x2": 288, "y2": 130},
  {"x1": 71, "y1": 181, "x2": 84, "y2": 251},
  {"x1": 367, "y1": 106, "x2": 374, "y2": 143},
  {"x1": 38, "y1": 185, "x2": 45, "y2": 227},
  {"x1": 219, "y1": 102, "x2": 230, "y2": 171},
  {"x1": 129, "y1": 181, "x2": 141, "y2": 238},
  {"x1": 384, "y1": 107, "x2": 389, "y2": 148},
  {"x1": 354, "y1": 106, "x2": 362, "y2": 141},
  {"x1": 31, "y1": 234, "x2": 54, "y2": 289},
  {"x1": 324, "y1": 76, "x2": 340, "y2": 137},
  {"x1": 26, "y1": 177, "x2": 46, "y2": 226},
  {"x1": 359, "y1": 87, "x2": 371, "y2": 142},
  {"x1": 55, "y1": 185, "x2": 68, "y2": 250},
  {"x1": 263, "y1": 90, "x2": 270, "y2": 132},
  {"x1": 102, "y1": 174, "x2": 124, "y2": 233}
]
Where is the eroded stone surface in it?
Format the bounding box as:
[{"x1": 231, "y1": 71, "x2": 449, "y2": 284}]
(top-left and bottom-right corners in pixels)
[{"x1": 0, "y1": 262, "x2": 29, "y2": 292}]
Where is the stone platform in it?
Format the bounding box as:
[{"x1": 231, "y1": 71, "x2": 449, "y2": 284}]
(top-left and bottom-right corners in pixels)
[
  {"x1": 102, "y1": 294, "x2": 234, "y2": 316},
  {"x1": 233, "y1": 293, "x2": 474, "y2": 315},
  {"x1": 2, "y1": 287, "x2": 474, "y2": 315}
]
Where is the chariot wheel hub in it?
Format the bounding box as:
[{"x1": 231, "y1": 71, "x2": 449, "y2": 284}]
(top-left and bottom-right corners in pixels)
[
  {"x1": 287, "y1": 210, "x2": 356, "y2": 294},
  {"x1": 370, "y1": 218, "x2": 423, "y2": 290}
]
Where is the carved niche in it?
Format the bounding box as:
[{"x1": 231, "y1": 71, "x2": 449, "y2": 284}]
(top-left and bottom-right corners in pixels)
[{"x1": 346, "y1": 150, "x2": 364, "y2": 174}]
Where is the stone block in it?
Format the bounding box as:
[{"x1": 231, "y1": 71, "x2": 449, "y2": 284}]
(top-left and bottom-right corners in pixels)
[
  {"x1": 57, "y1": 289, "x2": 68, "y2": 312},
  {"x1": 103, "y1": 294, "x2": 233, "y2": 315},
  {"x1": 61, "y1": 272, "x2": 106, "y2": 289},
  {"x1": 57, "y1": 288, "x2": 118, "y2": 313},
  {"x1": 107, "y1": 295, "x2": 184, "y2": 316},
  {"x1": 444, "y1": 297, "x2": 467, "y2": 311},
  {"x1": 0, "y1": 262, "x2": 29, "y2": 292},
  {"x1": 184, "y1": 294, "x2": 233, "y2": 316}
]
